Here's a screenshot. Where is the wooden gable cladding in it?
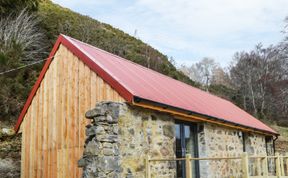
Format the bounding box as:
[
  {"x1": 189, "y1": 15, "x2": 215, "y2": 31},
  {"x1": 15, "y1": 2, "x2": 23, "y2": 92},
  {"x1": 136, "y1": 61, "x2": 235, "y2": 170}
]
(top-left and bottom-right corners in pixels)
[{"x1": 20, "y1": 44, "x2": 124, "y2": 178}]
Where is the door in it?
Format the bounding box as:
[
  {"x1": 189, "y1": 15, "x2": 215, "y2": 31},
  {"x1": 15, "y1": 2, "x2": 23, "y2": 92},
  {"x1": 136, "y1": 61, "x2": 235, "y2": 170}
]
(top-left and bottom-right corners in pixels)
[{"x1": 175, "y1": 121, "x2": 199, "y2": 178}]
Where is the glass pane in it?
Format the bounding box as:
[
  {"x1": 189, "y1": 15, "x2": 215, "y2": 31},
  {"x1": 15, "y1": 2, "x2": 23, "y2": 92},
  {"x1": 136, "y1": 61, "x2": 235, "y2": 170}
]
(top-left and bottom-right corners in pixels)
[
  {"x1": 184, "y1": 125, "x2": 195, "y2": 155},
  {"x1": 175, "y1": 124, "x2": 182, "y2": 157},
  {"x1": 176, "y1": 160, "x2": 185, "y2": 178},
  {"x1": 175, "y1": 124, "x2": 184, "y2": 178},
  {"x1": 184, "y1": 125, "x2": 197, "y2": 178}
]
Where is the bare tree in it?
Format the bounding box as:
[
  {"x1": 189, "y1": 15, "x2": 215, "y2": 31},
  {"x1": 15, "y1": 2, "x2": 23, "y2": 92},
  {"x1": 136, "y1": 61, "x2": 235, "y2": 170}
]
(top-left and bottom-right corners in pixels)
[
  {"x1": 230, "y1": 44, "x2": 287, "y2": 119},
  {"x1": 179, "y1": 57, "x2": 219, "y2": 91},
  {"x1": 210, "y1": 67, "x2": 231, "y2": 87}
]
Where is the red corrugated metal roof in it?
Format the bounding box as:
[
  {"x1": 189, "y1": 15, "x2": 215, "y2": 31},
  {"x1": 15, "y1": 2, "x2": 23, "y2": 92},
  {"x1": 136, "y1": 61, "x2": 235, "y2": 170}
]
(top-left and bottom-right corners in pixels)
[{"x1": 15, "y1": 35, "x2": 277, "y2": 134}]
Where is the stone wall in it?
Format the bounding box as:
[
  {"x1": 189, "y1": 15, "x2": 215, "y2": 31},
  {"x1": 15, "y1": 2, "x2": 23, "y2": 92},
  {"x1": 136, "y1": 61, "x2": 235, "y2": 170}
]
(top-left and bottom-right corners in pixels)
[
  {"x1": 244, "y1": 133, "x2": 267, "y2": 155},
  {"x1": 78, "y1": 101, "x2": 176, "y2": 178},
  {"x1": 78, "y1": 101, "x2": 272, "y2": 178},
  {"x1": 78, "y1": 102, "x2": 123, "y2": 178},
  {"x1": 199, "y1": 123, "x2": 269, "y2": 178},
  {"x1": 198, "y1": 123, "x2": 244, "y2": 178},
  {"x1": 118, "y1": 102, "x2": 176, "y2": 178}
]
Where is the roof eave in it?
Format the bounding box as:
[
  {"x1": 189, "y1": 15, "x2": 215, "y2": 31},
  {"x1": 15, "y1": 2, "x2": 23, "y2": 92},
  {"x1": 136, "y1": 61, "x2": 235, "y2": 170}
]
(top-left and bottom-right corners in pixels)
[{"x1": 131, "y1": 96, "x2": 279, "y2": 136}]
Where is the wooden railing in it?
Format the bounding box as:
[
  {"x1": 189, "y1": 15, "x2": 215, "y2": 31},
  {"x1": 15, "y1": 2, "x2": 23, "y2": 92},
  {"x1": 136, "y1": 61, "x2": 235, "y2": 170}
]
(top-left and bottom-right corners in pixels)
[{"x1": 145, "y1": 152, "x2": 288, "y2": 178}]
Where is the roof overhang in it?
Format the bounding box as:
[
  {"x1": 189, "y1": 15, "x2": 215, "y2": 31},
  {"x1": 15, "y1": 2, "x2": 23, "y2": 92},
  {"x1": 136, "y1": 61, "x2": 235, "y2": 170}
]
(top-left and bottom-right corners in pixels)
[{"x1": 132, "y1": 96, "x2": 279, "y2": 136}]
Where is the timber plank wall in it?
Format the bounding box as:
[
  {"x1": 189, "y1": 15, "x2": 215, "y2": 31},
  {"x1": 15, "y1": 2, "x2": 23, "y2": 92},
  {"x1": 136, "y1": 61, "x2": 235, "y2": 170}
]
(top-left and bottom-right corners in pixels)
[{"x1": 20, "y1": 45, "x2": 124, "y2": 178}]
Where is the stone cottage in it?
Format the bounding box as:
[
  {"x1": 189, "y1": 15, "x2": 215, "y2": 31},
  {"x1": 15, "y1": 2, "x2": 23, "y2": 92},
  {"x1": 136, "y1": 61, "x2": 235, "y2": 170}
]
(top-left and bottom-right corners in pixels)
[{"x1": 15, "y1": 35, "x2": 277, "y2": 178}]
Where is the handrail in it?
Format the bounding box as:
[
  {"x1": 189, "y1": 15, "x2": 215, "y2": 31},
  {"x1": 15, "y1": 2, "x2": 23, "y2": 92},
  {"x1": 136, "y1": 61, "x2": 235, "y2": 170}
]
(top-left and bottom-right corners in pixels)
[
  {"x1": 145, "y1": 152, "x2": 288, "y2": 178},
  {"x1": 149, "y1": 156, "x2": 242, "y2": 162}
]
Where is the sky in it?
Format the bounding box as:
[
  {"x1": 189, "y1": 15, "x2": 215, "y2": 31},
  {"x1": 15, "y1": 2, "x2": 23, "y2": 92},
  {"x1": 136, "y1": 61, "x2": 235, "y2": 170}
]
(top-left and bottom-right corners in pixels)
[{"x1": 52, "y1": 0, "x2": 288, "y2": 67}]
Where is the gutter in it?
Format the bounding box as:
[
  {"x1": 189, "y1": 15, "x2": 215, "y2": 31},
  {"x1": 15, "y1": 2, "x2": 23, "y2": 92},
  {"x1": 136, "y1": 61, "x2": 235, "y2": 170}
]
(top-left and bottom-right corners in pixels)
[{"x1": 273, "y1": 135, "x2": 279, "y2": 154}]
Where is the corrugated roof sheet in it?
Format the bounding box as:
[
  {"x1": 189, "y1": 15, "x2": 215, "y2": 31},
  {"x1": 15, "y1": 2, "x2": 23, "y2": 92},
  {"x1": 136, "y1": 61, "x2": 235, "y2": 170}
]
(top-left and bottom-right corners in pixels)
[
  {"x1": 66, "y1": 35, "x2": 276, "y2": 134},
  {"x1": 15, "y1": 35, "x2": 277, "y2": 134}
]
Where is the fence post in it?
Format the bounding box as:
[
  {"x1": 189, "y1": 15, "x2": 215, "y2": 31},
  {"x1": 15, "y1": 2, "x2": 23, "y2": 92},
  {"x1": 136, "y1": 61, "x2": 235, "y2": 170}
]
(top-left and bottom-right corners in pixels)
[
  {"x1": 276, "y1": 153, "x2": 281, "y2": 177},
  {"x1": 262, "y1": 156, "x2": 269, "y2": 178},
  {"x1": 146, "y1": 155, "x2": 151, "y2": 178},
  {"x1": 242, "y1": 152, "x2": 249, "y2": 178},
  {"x1": 256, "y1": 158, "x2": 261, "y2": 176},
  {"x1": 286, "y1": 153, "x2": 288, "y2": 176},
  {"x1": 280, "y1": 154, "x2": 285, "y2": 176},
  {"x1": 186, "y1": 154, "x2": 192, "y2": 178}
]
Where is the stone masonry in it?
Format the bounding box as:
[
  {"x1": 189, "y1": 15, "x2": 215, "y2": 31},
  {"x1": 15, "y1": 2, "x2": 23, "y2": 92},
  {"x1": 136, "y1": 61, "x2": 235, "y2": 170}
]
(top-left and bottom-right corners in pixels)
[
  {"x1": 198, "y1": 123, "x2": 272, "y2": 178},
  {"x1": 78, "y1": 101, "x2": 176, "y2": 178},
  {"x1": 198, "y1": 123, "x2": 245, "y2": 178},
  {"x1": 78, "y1": 101, "x2": 123, "y2": 178},
  {"x1": 79, "y1": 101, "x2": 274, "y2": 178}
]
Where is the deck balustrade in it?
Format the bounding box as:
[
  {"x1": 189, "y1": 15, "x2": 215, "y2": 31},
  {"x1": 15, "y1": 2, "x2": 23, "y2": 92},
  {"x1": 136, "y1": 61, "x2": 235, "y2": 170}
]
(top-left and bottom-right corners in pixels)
[{"x1": 146, "y1": 152, "x2": 288, "y2": 178}]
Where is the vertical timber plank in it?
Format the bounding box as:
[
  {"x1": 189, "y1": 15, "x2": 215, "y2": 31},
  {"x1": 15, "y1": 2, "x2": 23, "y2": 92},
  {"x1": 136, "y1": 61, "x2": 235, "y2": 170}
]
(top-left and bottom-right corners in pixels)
[
  {"x1": 84, "y1": 65, "x2": 91, "y2": 125},
  {"x1": 65, "y1": 46, "x2": 71, "y2": 178},
  {"x1": 95, "y1": 74, "x2": 101, "y2": 102},
  {"x1": 20, "y1": 119, "x2": 26, "y2": 178},
  {"x1": 78, "y1": 61, "x2": 85, "y2": 152},
  {"x1": 37, "y1": 87, "x2": 43, "y2": 178},
  {"x1": 67, "y1": 46, "x2": 72, "y2": 178},
  {"x1": 78, "y1": 60, "x2": 86, "y2": 178},
  {"x1": 48, "y1": 56, "x2": 53, "y2": 178},
  {"x1": 56, "y1": 48, "x2": 63, "y2": 178},
  {"x1": 70, "y1": 52, "x2": 77, "y2": 178},
  {"x1": 25, "y1": 109, "x2": 31, "y2": 178},
  {"x1": 47, "y1": 59, "x2": 53, "y2": 178},
  {"x1": 106, "y1": 84, "x2": 111, "y2": 100},
  {"x1": 52, "y1": 54, "x2": 58, "y2": 178},
  {"x1": 58, "y1": 46, "x2": 64, "y2": 178},
  {"x1": 33, "y1": 91, "x2": 39, "y2": 178},
  {"x1": 73, "y1": 55, "x2": 80, "y2": 178},
  {"x1": 98, "y1": 76, "x2": 104, "y2": 102},
  {"x1": 29, "y1": 96, "x2": 35, "y2": 178},
  {"x1": 42, "y1": 72, "x2": 48, "y2": 178},
  {"x1": 62, "y1": 46, "x2": 68, "y2": 178},
  {"x1": 90, "y1": 71, "x2": 97, "y2": 108}
]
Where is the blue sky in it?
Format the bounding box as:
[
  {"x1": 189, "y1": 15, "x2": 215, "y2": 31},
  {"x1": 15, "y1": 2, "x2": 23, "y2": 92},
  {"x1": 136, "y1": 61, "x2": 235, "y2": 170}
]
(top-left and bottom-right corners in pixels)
[{"x1": 52, "y1": 0, "x2": 288, "y2": 67}]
